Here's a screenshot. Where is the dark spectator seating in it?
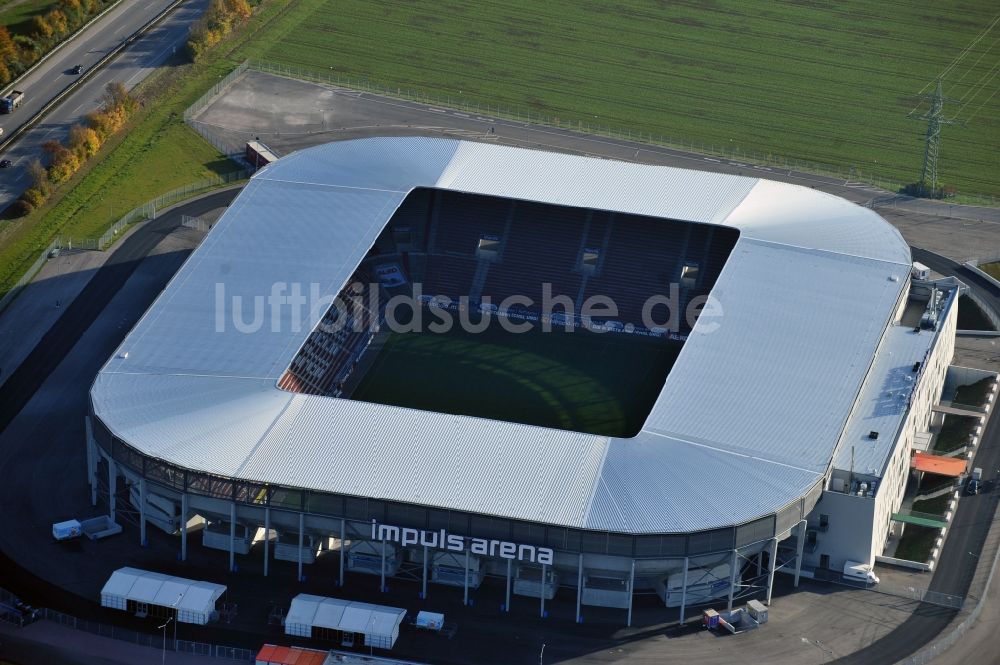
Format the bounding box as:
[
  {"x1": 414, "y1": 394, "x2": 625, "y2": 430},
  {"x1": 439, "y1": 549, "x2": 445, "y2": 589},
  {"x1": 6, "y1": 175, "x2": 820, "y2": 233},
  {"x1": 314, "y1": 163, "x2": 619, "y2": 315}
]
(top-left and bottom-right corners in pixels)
[
  {"x1": 429, "y1": 191, "x2": 510, "y2": 256},
  {"x1": 278, "y1": 270, "x2": 379, "y2": 396},
  {"x1": 480, "y1": 201, "x2": 584, "y2": 306},
  {"x1": 279, "y1": 189, "x2": 739, "y2": 396}
]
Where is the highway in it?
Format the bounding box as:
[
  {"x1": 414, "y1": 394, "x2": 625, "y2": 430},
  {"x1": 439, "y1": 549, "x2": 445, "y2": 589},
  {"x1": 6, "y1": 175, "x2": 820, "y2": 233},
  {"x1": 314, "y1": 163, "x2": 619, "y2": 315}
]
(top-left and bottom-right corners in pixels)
[{"x1": 0, "y1": 0, "x2": 208, "y2": 212}]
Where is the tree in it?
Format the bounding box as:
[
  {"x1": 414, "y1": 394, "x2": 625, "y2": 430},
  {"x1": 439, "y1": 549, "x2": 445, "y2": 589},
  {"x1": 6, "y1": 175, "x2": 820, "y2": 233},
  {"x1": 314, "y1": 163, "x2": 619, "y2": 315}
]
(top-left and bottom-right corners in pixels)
[
  {"x1": 226, "y1": 0, "x2": 252, "y2": 20},
  {"x1": 43, "y1": 140, "x2": 79, "y2": 184},
  {"x1": 27, "y1": 158, "x2": 51, "y2": 195},
  {"x1": 60, "y1": 0, "x2": 84, "y2": 24},
  {"x1": 21, "y1": 187, "x2": 47, "y2": 209},
  {"x1": 0, "y1": 26, "x2": 17, "y2": 65},
  {"x1": 30, "y1": 15, "x2": 53, "y2": 40},
  {"x1": 47, "y1": 9, "x2": 69, "y2": 36},
  {"x1": 9, "y1": 198, "x2": 35, "y2": 217},
  {"x1": 102, "y1": 81, "x2": 135, "y2": 114},
  {"x1": 68, "y1": 124, "x2": 102, "y2": 159}
]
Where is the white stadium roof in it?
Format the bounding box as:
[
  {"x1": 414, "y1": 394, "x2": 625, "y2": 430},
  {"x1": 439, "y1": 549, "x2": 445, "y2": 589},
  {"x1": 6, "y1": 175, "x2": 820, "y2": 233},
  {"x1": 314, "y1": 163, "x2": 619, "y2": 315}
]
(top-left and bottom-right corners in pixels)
[{"x1": 91, "y1": 137, "x2": 911, "y2": 534}]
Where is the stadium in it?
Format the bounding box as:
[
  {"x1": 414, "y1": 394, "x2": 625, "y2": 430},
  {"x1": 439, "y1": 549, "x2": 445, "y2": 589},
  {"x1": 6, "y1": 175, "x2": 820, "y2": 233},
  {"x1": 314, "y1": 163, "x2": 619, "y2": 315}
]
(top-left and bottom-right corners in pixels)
[{"x1": 86, "y1": 137, "x2": 958, "y2": 626}]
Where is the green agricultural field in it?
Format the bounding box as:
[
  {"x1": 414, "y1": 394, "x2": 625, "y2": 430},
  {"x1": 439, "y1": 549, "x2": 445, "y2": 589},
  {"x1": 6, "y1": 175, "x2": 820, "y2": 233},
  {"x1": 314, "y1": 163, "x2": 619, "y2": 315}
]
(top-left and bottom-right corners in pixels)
[
  {"x1": 350, "y1": 318, "x2": 680, "y2": 437},
  {"x1": 253, "y1": 0, "x2": 1000, "y2": 197}
]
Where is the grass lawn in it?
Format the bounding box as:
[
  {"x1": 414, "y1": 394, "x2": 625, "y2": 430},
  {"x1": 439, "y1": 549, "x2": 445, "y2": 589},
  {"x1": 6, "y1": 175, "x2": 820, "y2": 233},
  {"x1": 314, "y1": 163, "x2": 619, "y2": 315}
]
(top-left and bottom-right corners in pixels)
[
  {"x1": 351, "y1": 318, "x2": 680, "y2": 437},
  {"x1": 0, "y1": 60, "x2": 233, "y2": 297},
  {"x1": 0, "y1": 0, "x2": 57, "y2": 36},
  {"x1": 893, "y1": 525, "x2": 938, "y2": 563},
  {"x1": 253, "y1": 0, "x2": 1000, "y2": 197},
  {"x1": 0, "y1": 0, "x2": 310, "y2": 299},
  {"x1": 917, "y1": 475, "x2": 957, "y2": 497},
  {"x1": 954, "y1": 377, "x2": 995, "y2": 409},
  {"x1": 933, "y1": 414, "x2": 978, "y2": 454},
  {"x1": 981, "y1": 262, "x2": 1000, "y2": 281},
  {"x1": 911, "y1": 492, "x2": 951, "y2": 517}
]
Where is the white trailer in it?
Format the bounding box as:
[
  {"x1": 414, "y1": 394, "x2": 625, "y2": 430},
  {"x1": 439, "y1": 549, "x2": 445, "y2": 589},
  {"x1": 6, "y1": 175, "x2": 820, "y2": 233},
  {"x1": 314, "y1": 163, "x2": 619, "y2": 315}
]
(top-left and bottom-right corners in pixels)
[
  {"x1": 513, "y1": 564, "x2": 558, "y2": 600},
  {"x1": 655, "y1": 563, "x2": 732, "y2": 607},
  {"x1": 431, "y1": 551, "x2": 483, "y2": 589},
  {"x1": 52, "y1": 519, "x2": 82, "y2": 541},
  {"x1": 347, "y1": 541, "x2": 400, "y2": 577}
]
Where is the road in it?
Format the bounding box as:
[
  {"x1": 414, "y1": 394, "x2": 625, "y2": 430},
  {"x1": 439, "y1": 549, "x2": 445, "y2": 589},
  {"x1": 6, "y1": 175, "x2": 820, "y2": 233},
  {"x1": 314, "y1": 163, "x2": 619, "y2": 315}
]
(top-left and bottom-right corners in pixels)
[{"x1": 0, "y1": 0, "x2": 208, "y2": 211}]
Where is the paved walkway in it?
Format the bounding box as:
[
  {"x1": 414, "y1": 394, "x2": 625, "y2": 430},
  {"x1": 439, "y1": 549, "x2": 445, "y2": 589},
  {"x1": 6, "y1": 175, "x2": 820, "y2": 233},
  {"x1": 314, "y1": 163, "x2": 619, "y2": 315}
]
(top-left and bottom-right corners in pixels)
[
  {"x1": 0, "y1": 201, "x2": 227, "y2": 392},
  {"x1": 0, "y1": 619, "x2": 227, "y2": 665},
  {"x1": 0, "y1": 249, "x2": 108, "y2": 391}
]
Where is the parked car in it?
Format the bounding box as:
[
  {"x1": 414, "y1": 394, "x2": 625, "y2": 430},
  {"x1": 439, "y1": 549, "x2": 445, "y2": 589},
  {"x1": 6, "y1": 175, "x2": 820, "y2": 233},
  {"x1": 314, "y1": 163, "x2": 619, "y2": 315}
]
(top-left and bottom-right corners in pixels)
[
  {"x1": 72, "y1": 64, "x2": 83, "y2": 75},
  {"x1": 0, "y1": 159, "x2": 12, "y2": 168}
]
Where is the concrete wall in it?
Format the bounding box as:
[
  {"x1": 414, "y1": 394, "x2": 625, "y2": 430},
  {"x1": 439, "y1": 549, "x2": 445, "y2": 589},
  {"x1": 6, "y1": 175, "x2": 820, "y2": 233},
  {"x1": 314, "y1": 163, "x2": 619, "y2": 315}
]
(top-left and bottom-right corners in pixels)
[
  {"x1": 805, "y1": 490, "x2": 876, "y2": 570},
  {"x1": 871, "y1": 291, "x2": 956, "y2": 564},
  {"x1": 806, "y1": 287, "x2": 958, "y2": 572}
]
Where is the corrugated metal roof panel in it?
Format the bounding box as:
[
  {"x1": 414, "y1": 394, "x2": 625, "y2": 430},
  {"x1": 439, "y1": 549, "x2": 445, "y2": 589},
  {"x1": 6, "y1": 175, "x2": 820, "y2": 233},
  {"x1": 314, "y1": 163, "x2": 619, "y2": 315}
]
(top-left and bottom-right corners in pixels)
[
  {"x1": 92, "y1": 373, "x2": 290, "y2": 477},
  {"x1": 238, "y1": 397, "x2": 608, "y2": 527},
  {"x1": 723, "y1": 180, "x2": 911, "y2": 266},
  {"x1": 437, "y1": 141, "x2": 756, "y2": 224},
  {"x1": 588, "y1": 434, "x2": 820, "y2": 533},
  {"x1": 102, "y1": 180, "x2": 406, "y2": 380},
  {"x1": 834, "y1": 290, "x2": 956, "y2": 476},
  {"x1": 91, "y1": 137, "x2": 917, "y2": 535},
  {"x1": 644, "y1": 239, "x2": 909, "y2": 473}
]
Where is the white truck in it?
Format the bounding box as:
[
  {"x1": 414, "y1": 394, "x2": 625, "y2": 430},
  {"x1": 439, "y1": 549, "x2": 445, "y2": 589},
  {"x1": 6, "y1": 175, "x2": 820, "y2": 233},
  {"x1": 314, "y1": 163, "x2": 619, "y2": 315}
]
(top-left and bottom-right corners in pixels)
[{"x1": 843, "y1": 560, "x2": 879, "y2": 585}]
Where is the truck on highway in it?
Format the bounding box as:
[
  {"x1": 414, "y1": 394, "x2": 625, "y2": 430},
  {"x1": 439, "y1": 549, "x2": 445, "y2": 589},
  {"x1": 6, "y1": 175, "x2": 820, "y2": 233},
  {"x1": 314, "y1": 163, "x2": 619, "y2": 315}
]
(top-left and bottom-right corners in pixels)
[{"x1": 1, "y1": 90, "x2": 24, "y2": 113}]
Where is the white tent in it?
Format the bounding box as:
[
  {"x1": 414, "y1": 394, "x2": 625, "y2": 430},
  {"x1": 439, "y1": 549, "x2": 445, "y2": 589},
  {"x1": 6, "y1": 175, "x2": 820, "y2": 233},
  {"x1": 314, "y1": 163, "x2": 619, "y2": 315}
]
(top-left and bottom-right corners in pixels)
[
  {"x1": 285, "y1": 594, "x2": 406, "y2": 649},
  {"x1": 100, "y1": 567, "x2": 226, "y2": 625}
]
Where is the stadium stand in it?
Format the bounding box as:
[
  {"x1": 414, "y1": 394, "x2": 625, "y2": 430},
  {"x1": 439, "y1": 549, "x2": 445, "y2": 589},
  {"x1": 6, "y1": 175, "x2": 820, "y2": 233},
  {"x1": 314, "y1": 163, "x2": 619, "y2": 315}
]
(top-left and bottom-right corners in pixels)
[
  {"x1": 480, "y1": 200, "x2": 585, "y2": 307},
  {"x1": 277, "y1": 269, "x2": 379, "y2": 396},
  {"x1": 279, "y1": 188, "x2": 738, "y2": 397}
]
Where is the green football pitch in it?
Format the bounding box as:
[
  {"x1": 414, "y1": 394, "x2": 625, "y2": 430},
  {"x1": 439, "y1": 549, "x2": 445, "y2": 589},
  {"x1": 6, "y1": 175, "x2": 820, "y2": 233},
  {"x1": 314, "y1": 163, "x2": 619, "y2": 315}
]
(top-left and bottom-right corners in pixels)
[{"x1": 349, "y1": 321, "x2": 681, "y2": 438}]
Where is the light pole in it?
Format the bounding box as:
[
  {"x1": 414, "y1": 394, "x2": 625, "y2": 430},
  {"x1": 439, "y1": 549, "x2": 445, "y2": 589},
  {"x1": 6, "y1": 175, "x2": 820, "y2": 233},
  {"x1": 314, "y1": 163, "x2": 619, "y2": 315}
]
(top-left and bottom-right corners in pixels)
[
  {"x1": 173, "y1": 592, "x2": 182, "y2": 650},
  {"x1": 158, "y1": 617, "x2": 173, "y2": 665}
]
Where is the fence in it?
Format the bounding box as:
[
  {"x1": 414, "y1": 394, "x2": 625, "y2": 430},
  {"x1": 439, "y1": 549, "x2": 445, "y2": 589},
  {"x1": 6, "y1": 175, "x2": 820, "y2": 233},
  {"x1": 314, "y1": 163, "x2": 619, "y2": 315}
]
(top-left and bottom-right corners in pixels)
[
  {"x1": 181, "y1": 214, "x2": 213, "y2": 233},
  {"x1": 0, "y1": 171, "x2": 248, "y2": 317},
  {"x1": 0, "y1": 238, "x2": 63, "y2": 315},
  {"x1": 231, "y1": 60, "x2": 999, "y2": 207},
  {"x1": 97, "y1": 170, "x2": 248, "y2": 250},
  {"x1": 41, "y1": 607, "x2": 255, "y2": 662},
  {"x1": 183, "y1": 60, "x2": 250, "y2": 123}
]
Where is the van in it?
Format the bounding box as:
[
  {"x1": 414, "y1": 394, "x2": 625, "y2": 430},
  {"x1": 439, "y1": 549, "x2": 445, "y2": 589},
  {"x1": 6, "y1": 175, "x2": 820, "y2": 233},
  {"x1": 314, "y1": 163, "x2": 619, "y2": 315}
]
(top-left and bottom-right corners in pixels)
[{"x1": 843, "y1": 560, "x2": 879, "y2": 585}]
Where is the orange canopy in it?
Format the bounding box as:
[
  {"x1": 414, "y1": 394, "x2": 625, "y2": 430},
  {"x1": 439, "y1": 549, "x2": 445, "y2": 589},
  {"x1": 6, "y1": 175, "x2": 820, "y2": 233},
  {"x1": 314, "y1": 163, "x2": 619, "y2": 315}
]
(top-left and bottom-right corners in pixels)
[
  {"x1": 911, "y1": 451, "x2": 966, "y2": 478},
  {"x1": 256, "y1": 645, "x2": 327, "y2": 665}
]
